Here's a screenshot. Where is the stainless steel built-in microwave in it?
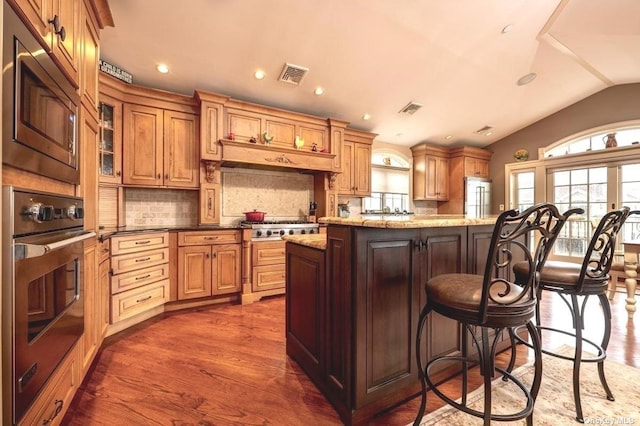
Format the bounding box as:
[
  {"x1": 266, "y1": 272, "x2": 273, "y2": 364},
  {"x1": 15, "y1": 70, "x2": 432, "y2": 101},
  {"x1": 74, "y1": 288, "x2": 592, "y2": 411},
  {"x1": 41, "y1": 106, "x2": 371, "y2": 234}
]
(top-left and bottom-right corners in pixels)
[{"x1": 2, "y1": 3, "x2": 81, "y2": 184}]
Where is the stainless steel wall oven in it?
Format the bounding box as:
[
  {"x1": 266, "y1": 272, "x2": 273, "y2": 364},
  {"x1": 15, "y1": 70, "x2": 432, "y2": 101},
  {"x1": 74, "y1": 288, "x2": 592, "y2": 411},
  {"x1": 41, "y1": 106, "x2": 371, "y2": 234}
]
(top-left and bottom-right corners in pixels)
[
  {"x1": 2, "y1": 3, "x2": 80, "y2": 184},
  {"x1": 2, "y1": 187, "x2": 95, "y2": 424}
]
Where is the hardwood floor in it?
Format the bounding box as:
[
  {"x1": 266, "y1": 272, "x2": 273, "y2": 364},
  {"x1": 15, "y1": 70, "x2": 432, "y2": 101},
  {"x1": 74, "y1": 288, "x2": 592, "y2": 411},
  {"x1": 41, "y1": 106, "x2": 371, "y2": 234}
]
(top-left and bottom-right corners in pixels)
[{"x1": 62, "y1": 290, "x2": 640, "y2": 426}]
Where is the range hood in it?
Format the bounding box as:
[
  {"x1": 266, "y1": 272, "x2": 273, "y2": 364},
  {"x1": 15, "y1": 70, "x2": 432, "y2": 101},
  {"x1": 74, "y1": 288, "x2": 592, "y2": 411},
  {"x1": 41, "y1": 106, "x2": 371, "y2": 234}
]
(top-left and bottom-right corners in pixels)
[{"x1": 219, "y1": 139, "x2": 336, "y2": 174}]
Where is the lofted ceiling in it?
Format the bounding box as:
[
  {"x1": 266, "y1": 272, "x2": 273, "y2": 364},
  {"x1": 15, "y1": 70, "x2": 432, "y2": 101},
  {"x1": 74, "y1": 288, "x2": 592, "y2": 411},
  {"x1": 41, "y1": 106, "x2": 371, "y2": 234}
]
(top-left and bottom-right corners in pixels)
[{"x1": 99, "y1": 0, "x2": 640, "y2": 148}]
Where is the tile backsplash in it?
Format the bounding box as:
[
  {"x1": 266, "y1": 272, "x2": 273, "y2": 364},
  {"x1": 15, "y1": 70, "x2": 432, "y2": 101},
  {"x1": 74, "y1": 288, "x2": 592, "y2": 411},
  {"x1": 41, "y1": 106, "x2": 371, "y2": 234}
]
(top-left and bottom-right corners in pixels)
[
  {"x1": 125, "y1": 188, "x2": 198, "y2": 227},
  {"x1": 221, "y1": 167, "x2": 314, "y2": 225},
  {"x1": 122, "y1": 168, "x2": 315, "y2": 228}
]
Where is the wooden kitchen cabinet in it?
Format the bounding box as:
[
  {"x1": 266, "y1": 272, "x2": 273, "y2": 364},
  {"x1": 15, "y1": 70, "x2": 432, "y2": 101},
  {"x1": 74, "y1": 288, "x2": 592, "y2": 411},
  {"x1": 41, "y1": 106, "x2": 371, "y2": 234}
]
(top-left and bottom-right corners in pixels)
[
  {"x1": 251, "y1": 241, "x2": 286, "y2": 293},
  {"x1": 18, "y1": 342, "x2": 79, "y2": 426},
  {"x1": 177, "y1": 231, "x2": 242, "y2": 300},
  {"x1": 10, "y1": 0, "x2": 81, "y2": 87},
  {"x1": 439, "y1": 146, "x2": 493, "y2": 215},
  {"x1": 337, "y1": 129, "x2": 374, "y2": 196},
  {"x1": 411, "y1": 144, "x2": 450, "y2": 201},
  {"x1": 79, "y1": 0, "x2": 100, "y2": 113},
  {"x1": 122, "y1": 104, "x2": 199, "y2": 188},
  {"x1": 223, "y1": 101, "x2": 330, "y2": 152},
  {"x1": 123, "y1": 105, "x2": 199, "y2": 187},
  {"x1": 98, "y1": 96, "x2": 123, "y2": 184},
  {"x1": 109, "y1": 232, "x2": 170, "y2": 324},
  {"x1": 81, "y1": 241, "x2": 98, "y2": 372},
  {"x1": 286, "y1": 225, "x2": 467, "y2": 425}
]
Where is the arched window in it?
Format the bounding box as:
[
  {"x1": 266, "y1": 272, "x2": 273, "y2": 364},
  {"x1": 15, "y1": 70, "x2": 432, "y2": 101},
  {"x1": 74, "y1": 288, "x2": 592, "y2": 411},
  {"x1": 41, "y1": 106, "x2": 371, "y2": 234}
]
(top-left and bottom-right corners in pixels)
[{"x1": 543, "y1": 124, "x2": 640, "y2": 158}]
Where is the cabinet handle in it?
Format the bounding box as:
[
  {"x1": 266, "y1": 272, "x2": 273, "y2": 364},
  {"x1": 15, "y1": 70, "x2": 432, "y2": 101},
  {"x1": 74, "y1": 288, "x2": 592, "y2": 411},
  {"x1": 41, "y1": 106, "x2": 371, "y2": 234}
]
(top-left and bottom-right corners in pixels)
[
  {"x1": 135, "y1": 240, "x2": 151, "y2": 245},
  {"x1": 116, "y1": 171, "x2": 121, "y2": 177},
  {"x1": 165, "y1": 174, "x2": 169, "y2": 180},
  {"x1": 42, "y1": 399, "x2": 63, "y2": 425},
  {"x1": 135, "y1": 274, "x2": 151, "y2": 281},
  {"x1": 208, "y1": 198, "x2": 212, "y2": 210},
  {"x1": 212, "y1": 252, "x2": 217, "y2": 258},
  {"x1": 414, "y1": 240, "x2": 425, "y2": 252},
  {"x1": 157, "y1": 173, "x2": 161, "y2": 179},
  {"x1": 204, "y1": 236, "x2": 218, "y2": 240},
  {"x1": 206, "y1": 253, "x2": 210, "y2": 259},
  {"x1": 136, "y1": 295, "x2": 152, "y2": 303},
  {"x1": 135, "y1": 257, "x2": 151, "y2": 263}
]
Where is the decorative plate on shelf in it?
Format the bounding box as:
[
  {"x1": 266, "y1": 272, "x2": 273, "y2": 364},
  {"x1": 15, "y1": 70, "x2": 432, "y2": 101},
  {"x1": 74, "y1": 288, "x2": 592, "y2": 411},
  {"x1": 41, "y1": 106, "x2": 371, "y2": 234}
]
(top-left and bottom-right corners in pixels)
[{"x1": 514, "y1": 149, "x2": 529, "y2": 161}]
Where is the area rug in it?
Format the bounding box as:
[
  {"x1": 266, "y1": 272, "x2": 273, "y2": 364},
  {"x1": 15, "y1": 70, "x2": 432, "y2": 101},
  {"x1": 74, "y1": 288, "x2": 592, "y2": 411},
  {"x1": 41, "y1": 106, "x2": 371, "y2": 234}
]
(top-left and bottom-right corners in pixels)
[{"x1": 413, "y1": 346, "x2": 640, "y2": 425}]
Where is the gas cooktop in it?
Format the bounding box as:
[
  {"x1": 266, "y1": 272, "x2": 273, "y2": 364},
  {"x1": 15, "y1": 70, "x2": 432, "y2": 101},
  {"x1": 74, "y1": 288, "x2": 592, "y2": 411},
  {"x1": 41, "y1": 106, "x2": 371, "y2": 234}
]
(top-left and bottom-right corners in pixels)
[{"x1": 241, "y1": 220, "x2": 315, "y2": 226}]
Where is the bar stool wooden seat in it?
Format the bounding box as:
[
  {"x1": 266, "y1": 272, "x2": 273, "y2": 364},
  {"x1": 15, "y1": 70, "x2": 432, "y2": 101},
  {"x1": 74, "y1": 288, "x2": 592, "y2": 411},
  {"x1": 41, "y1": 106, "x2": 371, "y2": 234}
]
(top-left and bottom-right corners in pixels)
[
  {"x1": 413, "y1": 204, "x2": 582, "y2": 426},
  {"x1": 510, "y1": 207, "x2": 633, "y2": 423}
]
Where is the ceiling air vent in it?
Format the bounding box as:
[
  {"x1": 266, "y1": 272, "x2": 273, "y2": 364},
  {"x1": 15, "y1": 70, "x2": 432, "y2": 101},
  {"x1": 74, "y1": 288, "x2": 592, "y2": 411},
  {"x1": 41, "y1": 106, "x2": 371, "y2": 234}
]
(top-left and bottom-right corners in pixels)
[
  {"x1": 474, "y1": 125, "x2": 494, "y2": 134},
  {"x1": 278, "y1": 63, "x2": 309, "y2": 85},
  {"x1": 398, "y1": 101, "x2": 423, "y2": 115}
]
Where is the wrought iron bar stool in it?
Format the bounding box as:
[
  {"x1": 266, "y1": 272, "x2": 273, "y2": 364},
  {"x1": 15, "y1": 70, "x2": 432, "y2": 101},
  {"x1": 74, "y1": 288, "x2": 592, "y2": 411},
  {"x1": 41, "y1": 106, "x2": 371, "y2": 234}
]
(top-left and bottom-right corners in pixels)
[
  {"x1": 510, "y1": 206, "x2": 634, "y2": 423},
  {"x1": 413, "y1": 204, "x2": 582, "y2": 426}
]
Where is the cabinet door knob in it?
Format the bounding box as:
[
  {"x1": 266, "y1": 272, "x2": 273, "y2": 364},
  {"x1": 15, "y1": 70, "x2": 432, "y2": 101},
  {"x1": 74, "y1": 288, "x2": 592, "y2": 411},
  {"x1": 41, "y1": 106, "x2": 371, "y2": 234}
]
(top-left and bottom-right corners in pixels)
[
  {"x1": 157, "y1": 173, "x2": 161, "y2": 179},
  {"x1": 165, "y1": 174, "x2": 169, "y2": 180},
  {"x1": 116, "y1": 171, "x2": 121, "y2": 177}
]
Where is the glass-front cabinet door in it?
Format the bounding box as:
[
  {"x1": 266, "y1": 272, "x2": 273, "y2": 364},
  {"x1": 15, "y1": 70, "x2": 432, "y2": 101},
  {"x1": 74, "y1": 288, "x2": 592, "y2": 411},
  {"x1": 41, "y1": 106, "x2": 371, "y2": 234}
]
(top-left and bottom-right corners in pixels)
[{"x1": 98, "y1": 97, "x2": 122, "y2": 184}]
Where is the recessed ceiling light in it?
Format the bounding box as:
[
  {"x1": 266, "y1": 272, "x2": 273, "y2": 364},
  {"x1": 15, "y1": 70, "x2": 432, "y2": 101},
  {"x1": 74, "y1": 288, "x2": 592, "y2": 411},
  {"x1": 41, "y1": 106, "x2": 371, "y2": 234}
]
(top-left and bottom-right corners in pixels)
[
  {"x1": 156, "y1": 63, "x2": 169, "y2": 74},
  {"x1": 517, "y1": 72, "x2": 537, "y2": 86},
  {"x1": 485, "y1": 132, "x2": 493, "y2": 136},
  {"x1": 254, "y1": 69, "x2": 266, "y2": 80},
  {"x1": 362, "y1": 113, "x2": 371, "y2": 120},
  {"x1": 314, "y1": 87, "x2": 324, "y2": 95},
  {"x1": 501, "y1": 24, "x2": 513, "y2": 34},
  {"x1": 445, "y1": 135, "x2": 453, "y2": 140}
]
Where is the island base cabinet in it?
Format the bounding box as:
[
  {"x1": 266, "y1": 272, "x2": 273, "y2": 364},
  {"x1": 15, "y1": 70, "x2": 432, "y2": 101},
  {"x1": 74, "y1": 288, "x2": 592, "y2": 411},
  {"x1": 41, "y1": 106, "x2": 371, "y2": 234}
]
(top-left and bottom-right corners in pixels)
[
  {"x1": 288, "y1": 224, "x2": 489, "y2": 426},
  {"x1": 285, "y1": 243, "x2": 325, "y2": 386}
]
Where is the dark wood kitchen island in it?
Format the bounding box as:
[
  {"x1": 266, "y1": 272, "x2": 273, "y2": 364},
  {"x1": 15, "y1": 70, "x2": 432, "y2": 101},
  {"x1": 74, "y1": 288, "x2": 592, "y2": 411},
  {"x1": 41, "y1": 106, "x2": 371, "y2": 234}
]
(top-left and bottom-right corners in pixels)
[{"x1": 284, "y1": 216, "x2": 499, "y2": 426}]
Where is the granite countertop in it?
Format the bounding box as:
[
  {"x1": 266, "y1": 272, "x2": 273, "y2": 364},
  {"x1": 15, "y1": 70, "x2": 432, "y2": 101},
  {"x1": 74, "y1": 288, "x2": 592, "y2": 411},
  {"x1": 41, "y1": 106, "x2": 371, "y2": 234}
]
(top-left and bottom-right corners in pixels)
[
  {"x1": 318, "y1": 215, "x2": 498, "y2": 228},
  {"x1": 98, "y1": 224, "x2": 242, "y2": 239},
  {"x1": 282, "y1": 234, "x2": 327, "y2": 250}
]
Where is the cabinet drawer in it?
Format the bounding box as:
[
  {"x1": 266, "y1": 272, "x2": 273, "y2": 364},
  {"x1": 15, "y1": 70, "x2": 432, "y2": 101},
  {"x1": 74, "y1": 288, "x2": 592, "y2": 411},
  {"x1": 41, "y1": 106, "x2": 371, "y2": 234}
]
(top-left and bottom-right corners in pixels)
[
  {"x1": 111, "y1": 263, "x2": 170, "y2": 294},
  {"x1": 252, "y1": 264, "x2": 285, "y2": 292},
  {"x1": 111, "y1": 279, "x2": 169, "y2": 323},
  {"x1": 111, "y1": 248, "x2": 169, "y2": 275},
  {"x1": 252, "y1": 241, "x2": 285, "y2": 266},
  {"x1": 110, "y1": 232, "x2": 169, "y2": 255},
  {"x1": 178, "y1": 230, "x2": 240, "y2": 246},
  {"x1": 98, "y1": 238, "x2": 110, "y2": 263},
  {"x1": 20, "y1": 345, "x2": 78, "y2": 426}
]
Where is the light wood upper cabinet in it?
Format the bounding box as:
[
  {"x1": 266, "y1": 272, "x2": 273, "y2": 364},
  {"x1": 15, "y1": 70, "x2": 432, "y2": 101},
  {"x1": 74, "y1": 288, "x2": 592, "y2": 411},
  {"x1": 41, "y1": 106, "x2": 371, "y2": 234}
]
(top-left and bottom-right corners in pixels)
[
  {"x1": 80, "y1": 0, "x2": 100, "y2": 112},
  {"x1": 163, "y1": 110, "x2": 199, "y2": 188},
  {"x1": 122, "y1": 105, "x2": 198, "y2": 188},
  {"x1": 10, "y1": 0, "x2": 80, "y2": 86},
  {"x1": 338, "y1": 129, "x2": 375, "y2": 196},
  {"x1": 439, "y1": 146, "x2": 492, "y2": 214},
  {"x1": 196, "y1": 91, "x2": 228, "y2": 161},
  {"x1": 463, "y1": 156, "x2": 490, "y2": 178},
  {"x1": 98, "y1": 96, "x2": 122, "y2": 184},
  {"x1": 51, "y1": 0, "x2": 80, "y2": 86},
  {"x1": 123, "y1": 103, "x2": 163, "y2": 185},
  {"x1": 411, "y1": 144, "x2": 450, "y2": 201}
]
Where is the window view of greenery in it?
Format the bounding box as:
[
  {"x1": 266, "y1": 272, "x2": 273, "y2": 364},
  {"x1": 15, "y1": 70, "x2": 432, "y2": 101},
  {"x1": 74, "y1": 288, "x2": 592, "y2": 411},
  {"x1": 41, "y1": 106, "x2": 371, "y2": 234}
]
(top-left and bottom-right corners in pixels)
[
  {"x1": 552, "y1": 167, "x2": 607, "y2": 257},
  {"x1": 362, "y1": 192, "x2": 409, "y2": 213},
  {"x1": 545, "y1": 128, "x2": 640, "y2": 157}
]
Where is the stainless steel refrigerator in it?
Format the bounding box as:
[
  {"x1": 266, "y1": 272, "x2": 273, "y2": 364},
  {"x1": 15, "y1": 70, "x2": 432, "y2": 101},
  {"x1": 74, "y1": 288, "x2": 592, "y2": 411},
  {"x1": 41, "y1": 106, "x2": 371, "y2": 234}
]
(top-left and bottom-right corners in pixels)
[{"x1": 465, "y1": 177, "x2": 492, "y2": 218}]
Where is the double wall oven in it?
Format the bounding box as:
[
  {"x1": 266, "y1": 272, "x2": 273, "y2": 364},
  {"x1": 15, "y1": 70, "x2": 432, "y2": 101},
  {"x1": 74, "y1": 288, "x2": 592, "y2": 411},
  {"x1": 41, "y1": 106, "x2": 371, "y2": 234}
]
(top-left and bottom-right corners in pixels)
[{"x1": 2, "y1": 188, "x2": 95, "y2": 424}]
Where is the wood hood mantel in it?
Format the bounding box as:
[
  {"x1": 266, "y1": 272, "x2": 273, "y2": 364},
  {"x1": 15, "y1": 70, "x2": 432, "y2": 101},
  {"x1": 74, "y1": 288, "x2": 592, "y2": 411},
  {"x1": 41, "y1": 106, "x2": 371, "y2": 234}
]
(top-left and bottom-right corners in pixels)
[{"x1": 219, "y1": 139, "x2": 336, "y2": 173}]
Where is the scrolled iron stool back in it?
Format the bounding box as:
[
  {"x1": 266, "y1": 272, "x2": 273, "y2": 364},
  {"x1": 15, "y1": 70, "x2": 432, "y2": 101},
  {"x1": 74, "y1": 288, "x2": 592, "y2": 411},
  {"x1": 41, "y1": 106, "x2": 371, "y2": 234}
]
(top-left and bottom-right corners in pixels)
[
  {"x1": 509, "y1": 206, "x2": 635, "y2": 423},
  {"x1": 413, "y1": 203, "x2": 582, "y2": 426}
]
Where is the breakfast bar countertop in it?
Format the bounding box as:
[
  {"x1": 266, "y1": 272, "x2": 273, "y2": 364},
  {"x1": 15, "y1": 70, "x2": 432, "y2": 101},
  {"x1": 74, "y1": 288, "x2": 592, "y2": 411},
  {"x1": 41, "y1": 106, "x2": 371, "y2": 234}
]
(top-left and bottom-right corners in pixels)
[
  {"x1": 318, "y1": 214, "x2": 499, "y2": 228},
  {"x1": 282, "y1": 233, "x2": 327, "y2": 250}
]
